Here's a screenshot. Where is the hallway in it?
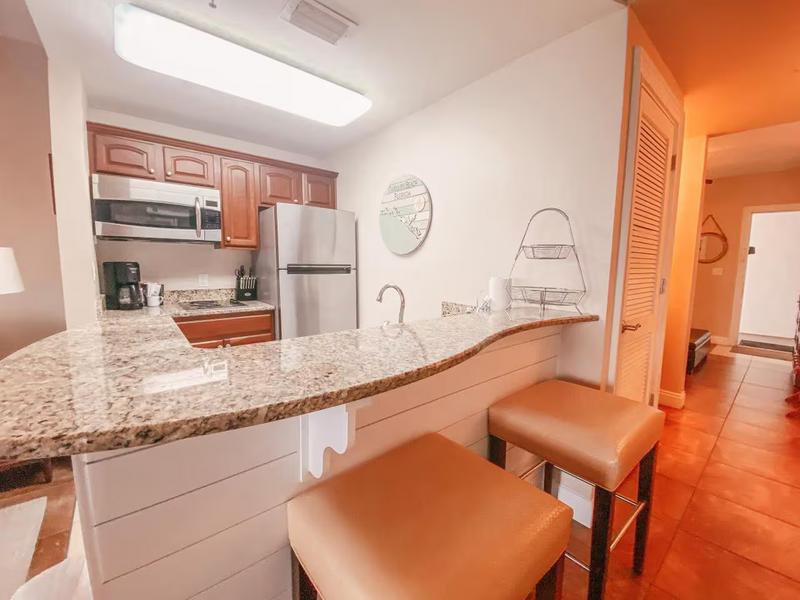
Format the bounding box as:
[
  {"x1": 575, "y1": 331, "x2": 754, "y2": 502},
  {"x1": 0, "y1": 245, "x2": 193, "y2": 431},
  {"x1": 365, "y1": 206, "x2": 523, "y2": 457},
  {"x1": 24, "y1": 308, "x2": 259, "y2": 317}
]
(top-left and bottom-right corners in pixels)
[{"x1": 563, "y1": 351, "x2": 799, "y2": 599}]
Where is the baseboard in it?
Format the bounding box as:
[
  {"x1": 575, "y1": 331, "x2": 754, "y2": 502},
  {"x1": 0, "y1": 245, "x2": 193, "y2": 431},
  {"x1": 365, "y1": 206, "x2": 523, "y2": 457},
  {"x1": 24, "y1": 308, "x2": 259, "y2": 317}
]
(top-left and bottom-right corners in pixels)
[
  {"x1": 558, "y1": 485, "x2": 593, "y2": 528},
  {"x1": 659, "y1": 388, "x2": 685, "y2": 409},
  {"x1": 711, "y1": 336, "x2": 735, "y2": 346}
]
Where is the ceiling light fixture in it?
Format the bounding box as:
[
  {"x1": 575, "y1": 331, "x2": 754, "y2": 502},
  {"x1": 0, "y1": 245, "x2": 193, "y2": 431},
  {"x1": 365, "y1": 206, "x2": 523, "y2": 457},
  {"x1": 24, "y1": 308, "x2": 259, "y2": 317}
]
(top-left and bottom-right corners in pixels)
[{"x1": 113, "y1": 4, "x2": 371, "y2": 126}]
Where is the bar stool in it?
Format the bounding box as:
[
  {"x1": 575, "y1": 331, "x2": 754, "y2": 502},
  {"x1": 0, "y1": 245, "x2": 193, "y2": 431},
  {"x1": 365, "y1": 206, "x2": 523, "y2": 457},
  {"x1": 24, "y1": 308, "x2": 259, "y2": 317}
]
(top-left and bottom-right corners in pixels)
[
  {"x1": 488, "y1": 380, "x2": 665, "y2": 600},
  {"x1": 288, "y1": 433, "x2": 574, "y2": 600}
]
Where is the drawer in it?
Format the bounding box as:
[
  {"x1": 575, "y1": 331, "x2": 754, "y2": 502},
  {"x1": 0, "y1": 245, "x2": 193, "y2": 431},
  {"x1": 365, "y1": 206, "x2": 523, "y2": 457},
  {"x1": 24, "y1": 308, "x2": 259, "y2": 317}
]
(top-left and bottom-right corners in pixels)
[
  {"x1": 191, "y1": 333, "x2": 274, "y2": 349},
  {"x1": 176, "y1": 311, "x2": 273, "y2": 344}
]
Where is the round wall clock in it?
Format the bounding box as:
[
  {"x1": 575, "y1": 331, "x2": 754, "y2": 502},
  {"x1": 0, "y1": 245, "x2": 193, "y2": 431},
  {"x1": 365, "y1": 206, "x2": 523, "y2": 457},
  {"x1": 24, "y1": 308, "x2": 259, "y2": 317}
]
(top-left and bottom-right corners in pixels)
[{"x1": 379, "y1": 174, "x2": 432, "y2": 255}]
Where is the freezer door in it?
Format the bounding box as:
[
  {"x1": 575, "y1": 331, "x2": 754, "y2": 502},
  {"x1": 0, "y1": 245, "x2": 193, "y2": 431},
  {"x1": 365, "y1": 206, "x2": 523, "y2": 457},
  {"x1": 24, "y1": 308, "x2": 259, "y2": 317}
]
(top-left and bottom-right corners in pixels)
[
  {"x1": 278, "y1": 269, "x2": 357, "y2": 339},
  {"x1": 276, "y1": 203, "x2": 356, "y2": 268}
]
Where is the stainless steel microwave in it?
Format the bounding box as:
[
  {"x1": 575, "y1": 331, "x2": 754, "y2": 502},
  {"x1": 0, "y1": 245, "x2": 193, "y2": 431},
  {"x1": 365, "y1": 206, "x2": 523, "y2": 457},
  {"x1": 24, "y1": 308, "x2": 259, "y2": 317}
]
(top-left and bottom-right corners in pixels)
[{"x1": 91, "y1": 174, "x2": 222, "y2": 243}]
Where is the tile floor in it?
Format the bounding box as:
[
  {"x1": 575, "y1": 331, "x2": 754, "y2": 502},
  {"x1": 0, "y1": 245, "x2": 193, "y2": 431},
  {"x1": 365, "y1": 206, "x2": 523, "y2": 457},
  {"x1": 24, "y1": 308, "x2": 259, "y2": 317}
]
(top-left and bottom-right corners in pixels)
[
  {"x1": 0, "y1": 457, "x2": 75, "y2": 580},
  {"x1": 561, "y1": 351, "x2": 799, "y2": 599}
]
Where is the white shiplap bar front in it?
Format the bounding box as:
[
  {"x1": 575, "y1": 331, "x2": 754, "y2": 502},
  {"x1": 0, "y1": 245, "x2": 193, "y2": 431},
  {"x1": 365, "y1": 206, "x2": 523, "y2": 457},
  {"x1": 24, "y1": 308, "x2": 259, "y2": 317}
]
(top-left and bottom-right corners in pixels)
[{"x1": 73, "y1": 325, "x2": 567, "y2": 600}]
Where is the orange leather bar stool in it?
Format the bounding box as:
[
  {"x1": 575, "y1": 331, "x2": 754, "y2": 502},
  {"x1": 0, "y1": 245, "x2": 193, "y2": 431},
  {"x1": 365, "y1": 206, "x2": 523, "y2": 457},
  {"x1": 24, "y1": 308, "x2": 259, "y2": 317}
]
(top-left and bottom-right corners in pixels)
[
  {"x1": 489, "y1": 380, "x2": 665, "y2": 600},
  {"x1": 288, "y1": 433, "x2": 573, "y2": 600}
]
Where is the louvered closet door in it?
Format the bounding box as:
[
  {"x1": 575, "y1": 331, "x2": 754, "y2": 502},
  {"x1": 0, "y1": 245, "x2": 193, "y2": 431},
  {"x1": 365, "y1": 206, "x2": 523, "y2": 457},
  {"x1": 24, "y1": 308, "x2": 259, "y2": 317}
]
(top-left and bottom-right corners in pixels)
[{"x1": 616, "y1": 88, "x2": 676, "y2": 403}]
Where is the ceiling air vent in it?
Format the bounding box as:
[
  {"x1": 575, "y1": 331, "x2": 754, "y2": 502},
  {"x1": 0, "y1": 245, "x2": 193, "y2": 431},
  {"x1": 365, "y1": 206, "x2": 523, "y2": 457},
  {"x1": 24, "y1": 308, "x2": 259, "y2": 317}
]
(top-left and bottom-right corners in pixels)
[{"x1": 280, "y1": 0, "x2": 357, "y2": 45}]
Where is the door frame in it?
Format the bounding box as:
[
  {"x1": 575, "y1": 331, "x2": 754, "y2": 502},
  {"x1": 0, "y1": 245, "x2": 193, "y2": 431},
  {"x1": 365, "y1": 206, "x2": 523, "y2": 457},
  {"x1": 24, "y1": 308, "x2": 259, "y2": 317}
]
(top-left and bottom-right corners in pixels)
[
  {"x1": 728, "y1": 202, "x2": 800, "y2": 345},
  {"x1": 603, "y1": 47, "x2": 684, "y2": 404}
]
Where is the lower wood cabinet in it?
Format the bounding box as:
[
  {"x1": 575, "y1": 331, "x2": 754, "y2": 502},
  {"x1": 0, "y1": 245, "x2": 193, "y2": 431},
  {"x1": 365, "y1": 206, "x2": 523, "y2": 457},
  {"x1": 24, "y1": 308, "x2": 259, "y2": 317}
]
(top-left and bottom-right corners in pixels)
[
  {"x1": 220, "y1": 158, "x2": 259, "y2": 249},
  {"x1": 174, "y1": 310, "x2": 274, "y2": 348}
]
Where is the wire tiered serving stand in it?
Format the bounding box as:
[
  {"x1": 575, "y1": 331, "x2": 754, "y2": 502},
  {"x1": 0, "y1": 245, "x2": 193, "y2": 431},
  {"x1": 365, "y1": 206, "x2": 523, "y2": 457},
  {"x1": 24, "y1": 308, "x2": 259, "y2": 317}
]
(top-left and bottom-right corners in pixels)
[{"x1": 506, "y1": 208, "x2": 586, "y2": 318}]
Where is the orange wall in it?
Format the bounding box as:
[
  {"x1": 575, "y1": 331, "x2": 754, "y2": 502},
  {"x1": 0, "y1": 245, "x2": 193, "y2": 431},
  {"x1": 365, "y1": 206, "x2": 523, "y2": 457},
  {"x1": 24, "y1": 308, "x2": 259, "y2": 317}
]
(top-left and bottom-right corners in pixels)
[
  {"x1": 692, "y1": 168, "x2": 800, "y2": 340},
  {"x1": 0, "y1": 37, "x2": 66, "y2": 358},
  {"x1": 660, "y1": 136, "x2": 707, "y2": 403}
]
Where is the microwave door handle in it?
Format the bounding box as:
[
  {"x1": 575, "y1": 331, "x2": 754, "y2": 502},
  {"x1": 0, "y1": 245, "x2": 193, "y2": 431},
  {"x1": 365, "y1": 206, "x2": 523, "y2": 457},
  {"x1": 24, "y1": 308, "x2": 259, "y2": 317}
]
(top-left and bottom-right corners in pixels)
[{"x1": 195, "y1": 197, "x2": 202, "y2": 238}]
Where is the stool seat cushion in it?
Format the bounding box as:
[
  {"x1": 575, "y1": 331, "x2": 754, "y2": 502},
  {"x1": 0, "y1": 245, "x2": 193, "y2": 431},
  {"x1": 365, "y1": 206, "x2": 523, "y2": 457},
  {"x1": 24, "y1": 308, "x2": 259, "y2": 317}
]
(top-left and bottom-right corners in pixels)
[
  {"x1": 288, "y1": 433, "x2": 572, "y2": 600},
  {"x1": 489, "y1": 380, "x2": 665, "y2": 491}
]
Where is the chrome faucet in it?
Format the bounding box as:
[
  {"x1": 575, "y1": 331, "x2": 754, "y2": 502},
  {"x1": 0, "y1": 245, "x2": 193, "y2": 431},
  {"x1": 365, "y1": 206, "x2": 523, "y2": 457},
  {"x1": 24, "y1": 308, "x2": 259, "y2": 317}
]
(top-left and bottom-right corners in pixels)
[{"x1": 376, "y1": 284, "x2": 405, "y2": 325}]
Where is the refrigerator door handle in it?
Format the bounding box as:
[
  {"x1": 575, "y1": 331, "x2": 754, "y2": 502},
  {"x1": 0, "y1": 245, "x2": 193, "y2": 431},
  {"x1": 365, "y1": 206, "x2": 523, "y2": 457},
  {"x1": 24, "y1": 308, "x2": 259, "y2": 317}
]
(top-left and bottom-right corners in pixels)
[{"x1": 286, "y1": 264, "x2": 353, "y2": 275}]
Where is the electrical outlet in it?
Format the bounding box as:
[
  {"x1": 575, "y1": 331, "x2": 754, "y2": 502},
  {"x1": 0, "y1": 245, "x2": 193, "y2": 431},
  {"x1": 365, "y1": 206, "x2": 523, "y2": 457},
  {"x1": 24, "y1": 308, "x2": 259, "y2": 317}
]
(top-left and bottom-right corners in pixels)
[{"x1": 198, "y1": 274, "x2": 209, "y2": 287}]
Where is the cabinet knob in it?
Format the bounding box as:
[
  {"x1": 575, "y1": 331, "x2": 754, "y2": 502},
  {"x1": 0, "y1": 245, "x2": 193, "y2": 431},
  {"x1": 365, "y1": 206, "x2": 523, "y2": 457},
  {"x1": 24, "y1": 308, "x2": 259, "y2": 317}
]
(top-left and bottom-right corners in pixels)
[
  {"x1": 293, "y1": 199, "x2": 299, "y2": 203},
  {"x1": 148, "y1": 167, "x2": 155, "y2": 174},
  {"x1": 304, "y1": 200, "x2": 309, "y2": 205},
  {"x1": 226, "y1": 236, "x2": 231, "y2": 242},
  {"x1": 167, "y1": 170, "x2": 173, "y2": 176}
]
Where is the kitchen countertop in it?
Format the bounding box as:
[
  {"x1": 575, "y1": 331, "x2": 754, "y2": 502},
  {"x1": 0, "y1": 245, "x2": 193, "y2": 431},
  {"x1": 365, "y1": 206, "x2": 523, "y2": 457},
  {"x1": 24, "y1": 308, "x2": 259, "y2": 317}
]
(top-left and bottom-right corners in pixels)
[
  {"x1": 0, "y1": 307, "x2": 597, "y2": 461},
  {"x1": 100, "y1": 300, "x2": 276, "y2": 320}
]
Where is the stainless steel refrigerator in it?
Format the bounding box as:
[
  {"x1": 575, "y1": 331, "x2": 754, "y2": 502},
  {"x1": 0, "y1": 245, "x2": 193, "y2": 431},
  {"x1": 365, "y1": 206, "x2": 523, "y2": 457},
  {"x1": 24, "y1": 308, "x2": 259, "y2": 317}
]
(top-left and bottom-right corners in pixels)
[{"x1": 254, "y1": 203, "x2": 357, "y2": 339}]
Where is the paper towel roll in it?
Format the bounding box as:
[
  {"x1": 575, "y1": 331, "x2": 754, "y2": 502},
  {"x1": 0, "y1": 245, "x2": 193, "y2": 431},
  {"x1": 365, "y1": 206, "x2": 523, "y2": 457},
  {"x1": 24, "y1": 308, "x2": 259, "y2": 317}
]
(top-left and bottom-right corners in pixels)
[{"x1": 489, "y1": 277, "x2": 511, "y2": 312}]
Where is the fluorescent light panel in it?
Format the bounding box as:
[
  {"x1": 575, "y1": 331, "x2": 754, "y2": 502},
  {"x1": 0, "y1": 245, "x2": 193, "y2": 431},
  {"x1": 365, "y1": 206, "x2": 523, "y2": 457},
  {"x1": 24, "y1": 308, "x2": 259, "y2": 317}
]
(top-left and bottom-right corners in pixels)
[{"x1": 113, "y1": 4, "x2": 371, "y2": 126}]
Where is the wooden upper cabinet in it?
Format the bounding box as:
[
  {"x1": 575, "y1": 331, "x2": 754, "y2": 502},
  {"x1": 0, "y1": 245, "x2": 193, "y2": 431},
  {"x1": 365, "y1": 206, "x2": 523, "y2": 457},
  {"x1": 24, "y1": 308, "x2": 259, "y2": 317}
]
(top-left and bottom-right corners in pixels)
[
  {"x1": 93, "y1": 134, "x2": 158, "y2": 179},
  {"x1": 163, "y1": 146, "x2": 215, "y2": 187},
  {"x1": 220, "y1": 158, "x2": 258, "y2": 249},
  {"x1": 259, "y1": 164, "x2": 301, "y2": 206},
  {"x1": 303, "y1": 173, "x2": 337, "y2": 209}
]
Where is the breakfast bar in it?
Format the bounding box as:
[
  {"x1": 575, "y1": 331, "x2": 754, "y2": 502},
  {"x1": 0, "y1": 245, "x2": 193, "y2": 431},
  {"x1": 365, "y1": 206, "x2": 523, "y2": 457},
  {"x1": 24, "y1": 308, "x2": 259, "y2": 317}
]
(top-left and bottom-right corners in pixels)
[{"x1": 0, "y1": 307, "x2": 596, "y2": 600}]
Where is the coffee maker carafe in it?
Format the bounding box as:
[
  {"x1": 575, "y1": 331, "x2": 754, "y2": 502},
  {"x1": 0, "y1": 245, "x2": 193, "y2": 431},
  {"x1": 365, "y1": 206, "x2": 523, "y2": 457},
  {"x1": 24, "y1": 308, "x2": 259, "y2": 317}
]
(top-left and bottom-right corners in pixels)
[{"x1": 103, "y1": 262, "x2": 143, "y2": 310}]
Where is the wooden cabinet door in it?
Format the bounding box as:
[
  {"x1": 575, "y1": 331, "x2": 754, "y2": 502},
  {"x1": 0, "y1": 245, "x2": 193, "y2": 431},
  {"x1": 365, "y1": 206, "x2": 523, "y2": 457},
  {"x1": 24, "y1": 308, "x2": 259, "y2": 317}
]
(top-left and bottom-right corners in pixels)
[
  {"x1": 94, "y1": 134, "x2": 158, "y2": 179},
  {"x1": 163, "y1": 146, "x2": 215, "y2": 187},
  {"x1": 302, "y1": 173, "x2": 337, "y2": 209},
  {"x1": 220, "y1": 158, "x2": 259, "y2": 249},
  {"x1": 259, "y1": 164, "x2": 301, "y2": 206}
]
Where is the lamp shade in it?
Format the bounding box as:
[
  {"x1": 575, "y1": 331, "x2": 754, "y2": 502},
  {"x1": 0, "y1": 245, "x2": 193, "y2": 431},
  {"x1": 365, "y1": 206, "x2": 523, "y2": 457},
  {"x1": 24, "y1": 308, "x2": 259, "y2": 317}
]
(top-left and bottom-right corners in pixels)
[{"x1": 0, "y1": 247, "x2": 24, "y2": 295}]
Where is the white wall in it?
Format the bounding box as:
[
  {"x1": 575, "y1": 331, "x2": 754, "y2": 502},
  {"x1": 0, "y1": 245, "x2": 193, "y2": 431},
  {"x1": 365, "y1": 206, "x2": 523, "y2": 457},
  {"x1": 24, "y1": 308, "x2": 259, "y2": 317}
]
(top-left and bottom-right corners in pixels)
[
  {"x1": 88, "y1": 110, "x2": 326, "y2": 291},
  {"x1": 95, "y1": 240, "x2": 251, "y2": 291},
  {"x1": 48, "y1": 62, "x2": 98, "y2": 328},
  {"x1": 329, "y1": 11, "x2": 628, "y2": 385},
  {"x1": 740, "y1": 210, "x2": 800, "y2": 339},
  {"x1": 0, "y1": 37, "x2": 67, "y2": 358}
]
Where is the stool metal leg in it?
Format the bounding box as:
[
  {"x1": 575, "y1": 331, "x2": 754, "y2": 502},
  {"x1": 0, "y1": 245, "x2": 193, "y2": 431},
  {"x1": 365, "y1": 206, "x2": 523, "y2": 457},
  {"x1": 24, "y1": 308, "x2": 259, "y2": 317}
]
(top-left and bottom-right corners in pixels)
[
  {"x1": 489, "y1": 434, "x2": 507, "y2": 469},
  {"x1": 634, "y1": 445, "x2": 657, "y2": 575},
  {"x1": 535, "y1": 553, "x2": 565, "y2": 600},
  {"x1": 291, "y1": 549, "x2": 317, "y2": 600},
  {"x1": 588, "y1": 488, "x2": 614, "y2": 600}
]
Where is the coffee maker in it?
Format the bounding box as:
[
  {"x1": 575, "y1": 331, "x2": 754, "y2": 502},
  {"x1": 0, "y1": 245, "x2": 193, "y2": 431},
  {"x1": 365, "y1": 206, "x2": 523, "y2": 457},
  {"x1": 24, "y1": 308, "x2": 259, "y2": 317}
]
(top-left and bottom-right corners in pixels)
[{"x1": 103, "y1": 262, "x2": 143, "y2": 310}]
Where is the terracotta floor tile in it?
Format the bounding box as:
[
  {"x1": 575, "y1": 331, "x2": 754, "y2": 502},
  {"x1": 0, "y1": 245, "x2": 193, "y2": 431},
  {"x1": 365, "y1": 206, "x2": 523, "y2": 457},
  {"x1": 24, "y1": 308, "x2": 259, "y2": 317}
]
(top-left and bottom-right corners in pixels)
[
  {"x1": 750, "y1": 356, "x2": 795, "y2": 373},
  {"x1": 643, "y1": 587, "x2": 676, "y2": 600},
  {"x1": 682, "y1": 388, "x2": 736, "y2": 418},
  {"x1": 654, "y1": 444, "x2": 708, "y2": 486},
  {"x1": 610, "y1": 515, "x2": 678, "y2": 584},
  {"x1": 661, "y1": 408, "x2": 724, "y2": 436},
  {"x1": 727, "y1": 405, "x2": 800, "y2": 435},
  {"x1": 720, "y1": 419, "x2": 800, "y2": 458},
  {"x1": 698, "y1": 461, "x2": 800, "y2": 528},
  {"x1": 659, "y1": 425, "x2": 717, "y2": 459},
  {"x1": 679, "y1": 490, "x2": 800, "y2": 582},
  {"x1": 692, "y1": 363, "x2": 748, "y2": 382},
  {"x1": 563, "y1": 560, "x2": 589, "y2": 600},
  {"x1": 736, "y1": 382, "x2": 793, "y2": 403},
  {"x1": 684, "y1": 376, "x2": 741, "y2": 394},
  {"x1": 655, "y1": 530, "x2": 800, "y2": 600},
  {"x1": 710, "y1": 438, "x2": 800, "y2": 489},
  {"x1": 733, "y1": 394, "x2": 792, "y2": 416},
  {"x1": 27, "y1": 530, "x2": 71, "y2": 580},
  {"x1": 744, "y1": 367, "x2": 795, "y2": 391},
  {"x1": 651, "y1": 474, "x2": 694, "y2": 523}
]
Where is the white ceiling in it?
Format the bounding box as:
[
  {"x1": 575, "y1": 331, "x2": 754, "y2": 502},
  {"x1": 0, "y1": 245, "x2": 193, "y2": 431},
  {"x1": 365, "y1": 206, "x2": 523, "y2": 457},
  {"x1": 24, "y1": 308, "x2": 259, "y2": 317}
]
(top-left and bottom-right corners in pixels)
[
  {"x1": 24, "y1": 0, "x2": 621, "y2": 157},
  {"x1": 706, "y1": 121, "x2": 800, "y2": 180}
]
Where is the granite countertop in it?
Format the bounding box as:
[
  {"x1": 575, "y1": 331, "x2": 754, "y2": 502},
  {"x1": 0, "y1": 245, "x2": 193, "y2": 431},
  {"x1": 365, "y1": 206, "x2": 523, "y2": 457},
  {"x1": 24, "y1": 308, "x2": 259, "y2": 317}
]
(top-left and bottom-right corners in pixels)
[
  {"x1": 0, "y1": 307, "x2": 597, "y2": 461},
  {"x1": 100, "y1": 300, "x2": 276, "y2": 321}
]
